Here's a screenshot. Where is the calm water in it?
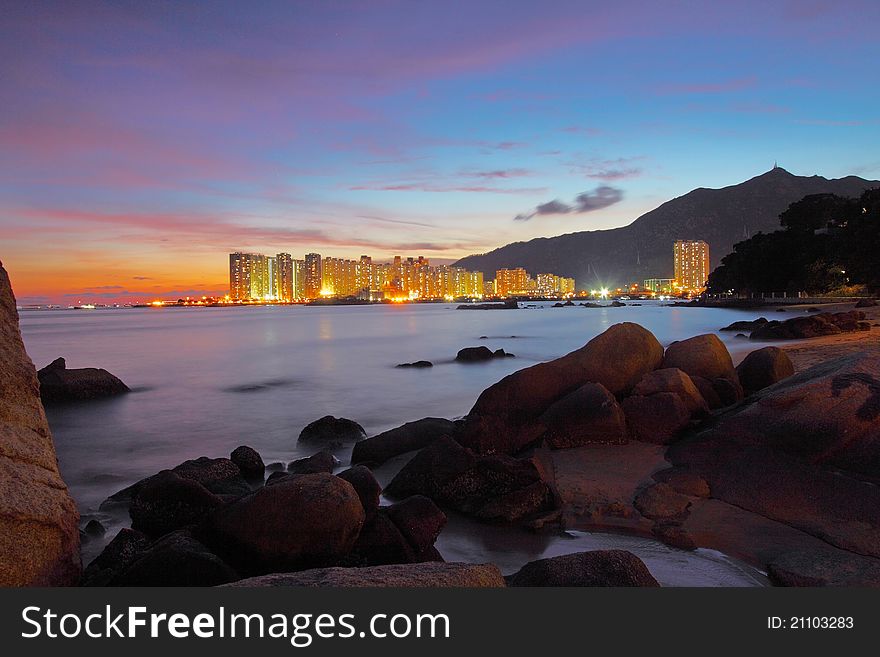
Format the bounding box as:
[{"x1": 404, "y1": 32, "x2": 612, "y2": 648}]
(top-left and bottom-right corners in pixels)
[{"x1": 20, "y1": 301, "x2": 769, "y2": 585}]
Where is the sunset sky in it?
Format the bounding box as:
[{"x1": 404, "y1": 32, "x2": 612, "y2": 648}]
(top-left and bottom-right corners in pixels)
[{"x1": 2, "y1": 0, "x2": 879, "y2": 304}]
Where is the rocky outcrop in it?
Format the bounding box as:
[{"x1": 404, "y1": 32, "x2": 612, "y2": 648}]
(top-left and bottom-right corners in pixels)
[
  {"x1": 506, "y1": 550, "x2": 659, "y2": 587},
  {"x1": 37, "y1": 357, "x2": 129, "y2": 404},
  {"x1": 223, "y1": 562, "x2": 506, "y2": 587},
  {"x1": 297, "y1": 415, "x2": 366, "y2": 450},
  {"x1": 0, "y1": 261, "x2": 80, "y2": 586},
  {"x1": 351, "y1": 417, "x2": 456, "y2": 466},
  {"x1": 458, "y1": 322, "x2": 664, "y2": 454},
  {"x1": 735, "y1": 346, "x2": 795, "y2": 394},
  {"x1": 750, "y1": 311, "x2": 870, "y2": 340}
]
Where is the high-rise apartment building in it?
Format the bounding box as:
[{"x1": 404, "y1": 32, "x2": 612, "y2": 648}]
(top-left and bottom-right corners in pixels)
[
  {"x1": 304, "y1": 253, "x2": 322, "y2": 299},
  {"x1": 494, "y1": 268, "x2": 531, "y2": 296},
  {"x1": 673, "y1": 240, "x2": 711, "y2": 293},
  {"x1": 229, "y1": 252, "x2": 274, "y2": 300},
  {"x1": 276, "y1": 253, "x2": 294, "y2": 301},
  {"x1": 293, "y1": 259, "x2": 305, "y2": 299}
]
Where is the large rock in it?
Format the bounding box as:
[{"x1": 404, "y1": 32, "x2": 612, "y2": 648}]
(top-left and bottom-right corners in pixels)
[
  {"x1": 297, "y1": 416, "x2": 366, "y2": 450},
  {"x1": 662, "y1": 334, "x2": 738, "y2": 383},
  {"x1": 287, "y1": 450, "x2": 337, "y2": 475},
  {"x1": 459, "y1": 323, "x2": 664, "y2": 454},
  {"x1": 224, "y1": 562, "x2": 506, "y2": 587},
  {"x1": 506, "y1": 550, "x2": 659, "y2": 587},
  {"x1": 690, "y1": 375, "x2": 724, "y2": 409},
  {"x1": 536, "y1": 382, "x2": 627, "y2": 448},
  {"x1": 750, "y1": 311, "x2": 869, "y2": 340},
  {"x1": 129, "y1": 470, "x2": 224, "y2": 537},
  {"x1": 351, "y1": 417, "x2": 456, "y2": 466},
  {"x1": 621, "y1": 393, "x2": 692, "y2": 445},
  {"x1": 384, "y1": 436, "x2": 554, "y2": 522},
  {"x1": 0, "y1": 261, "x2": 80, "y2": 586},
  {"x1": 81, "y1": 528, "x2": 150, "y2": 587},
  {"x1": 384, "y1": 495, "x2": 447, "y2": 556},
  {"x1": 632, "y1": 368, "x2": 709, "y2": 417},
  {"x1": 37, "y1": 357, "x2": 129, "y2": 404},
  {"x1": 336, "y1": 466, "x2": 381, "y2": 521},
  {"x1": 204, "y1": 473, "x2": 365, "y2": 573},
  {"x1": 736, "y1": 346, "x2": 795, "y2": 394},
  {"x1": 112, "y1": 530, "x2": 239, "y2": 587},
  {"x1": 455, "y1": 346, "x2": 495, "y2": 362}
]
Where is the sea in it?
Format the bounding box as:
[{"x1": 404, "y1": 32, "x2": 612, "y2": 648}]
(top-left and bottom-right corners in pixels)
[{"x1": 19, "y1": 300, "x2": 773, "y2": 586}]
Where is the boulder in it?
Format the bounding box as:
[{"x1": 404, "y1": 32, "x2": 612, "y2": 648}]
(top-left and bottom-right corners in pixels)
[
  {"x1": 385, "y1": 495, "x2": 447, "y2": 556},
  {"x1": 711, "y1": 377, "x2": 744, "y2": 406},
  {"x1": 0, "y1": 261, "x2": 81, "y2": 585},
  {"x1": 287, "y1": 450, "x2": 338, "y2": 475},
  {"x1": 455, "y1": 346, "x2": 495, "y2": 362},
  {"x1": 633, "y1": 483, "x2": 692, "y2": 520},
  {"x1": 632, "y1": 368, "x2": 709, "y2": 417},
  {"x1": 351, "y1": 417, "x2": 456, "y2": 466},
  {"x1": 224, "y1": 562, "x2": 506, "y2": 587},
  {"x1": 662, "y1": 334, "x2": 738, "y2": 383},
  {"x1": 171, "y1": 456, "x2": 250, "y2": 496},
  {"x1": 690, "y1": 375, "x2": 723, "y2": 409},
  {"x1": 230, "y1": 445, "x2": 265, "y2": 482},
  {"x1": 536, "y1": 382, "x2": 627, "y2": 448},
  {"x1": 506, "y1": 550, "x2": 659, "y2": 587},
  {"x1": 112, "y1": 530, "x2": 239, "y2": 586},
  {"x1": 736, "y1": 346, "x2": 795, "y2": 394},
  {"x1": 347, "y1": 512, "x2": 418, "y2": 566},
  {"x1": 621, "y1": 393, "x2": 692, "y2": 445},
  {"x1": 36, "y1": 356, "x2": 129, "y2": 404},
  {"x1": 750, "y1": 311, "x2": 868, "y2": 340},
  {"x1": 298, "y1": 416, "x2": 366, "y2": 449},
  {"x1": 81, "y1": 528, "x2": 150, "y2": 587},
  {"x1": 337, "y1": 466, "x2": 381, "y2": 520},
  {"x1": 384, "y1": 436, "x2": 554, "y2": 522},
  {"x1": 204, "y1": 473, "x2": 365, "y2": 573},
  {"x1": 459, "y1": 323, "x2": 664, "y2": 454},
  {"x1": 129, "y1": 470, "x2": 224, "y2": 537}
]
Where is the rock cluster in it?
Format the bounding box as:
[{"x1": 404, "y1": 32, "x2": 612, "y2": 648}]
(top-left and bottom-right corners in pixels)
[
  {"x1": 749, "y1": 310, "x2": 870, "y2": 340},
  {"x1": 455, "y1": 346, "x2": 515, "y2": 362}
]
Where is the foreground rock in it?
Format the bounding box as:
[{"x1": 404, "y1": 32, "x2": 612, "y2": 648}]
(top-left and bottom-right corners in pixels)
[
  {"x1": 662, "y1": 334, "x2": 739, "y2": 383},
  {"x1": 750, "y1": 310, "x2": 870, "y2": 340},
  {"x1": 385, "y1": 436, "x2": 555, "y2": 522},
  {"x1": 351, "y1": 417, "x2": 456, "y2": 466},
  {"x1": 621, "y1": 393, "x2": 691, "y2": 445},
  {"x1": 129, "y1": 470, "x2": 224, "y2": 536},
  {"x1": 230, "y1": 445, "x2": 265, "y2": 481},
  {"x1": 735, "y1": 346, "x2": 795, "y2": 394},
  {"x1": 537, "y1": 382, "x2": 627, "y2": 448},
  {"x1": 0, "y1": 261, "x2": 80, "y2": 585},
  {"x1": 112, "y1": 530, "x2": 239, "y2": 586},
  {"x1": 506, "y1": 550, "x2": 659, "y2": 587},
  {"x1": 286, "y1": 450, "x2": 337, "y2": 475},
  {"x1": 224, "y1": 562, "x2": 506, "y2": 587},
  {"x1": 37, "y1": 357, "x2": 129, "y2": 404},
  {"x1": 459, "y1": 323, "x2": 664, "y2": 454},
  {"x1": 204, "y1": 473, "x2": 365, "y2": 573},
  {"x1": 297, "y1": 416, "x2": 366, "y2": 449},
  {"x1": 632, "y1": 368, "x2": 709, "y2": 417}
]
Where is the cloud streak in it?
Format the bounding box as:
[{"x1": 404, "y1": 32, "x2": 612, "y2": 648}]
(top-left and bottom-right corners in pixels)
[{"x1": 514, "y1": 186, "x2": 624, "y2": 221}]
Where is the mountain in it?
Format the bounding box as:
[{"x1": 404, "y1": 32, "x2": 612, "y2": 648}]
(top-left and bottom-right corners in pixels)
[{"x1": 453, "y1": 167, "x2": 879, "y2": 289}]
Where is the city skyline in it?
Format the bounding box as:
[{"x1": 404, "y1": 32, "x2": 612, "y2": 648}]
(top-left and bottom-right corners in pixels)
[{"x1": 3, "y1": 2, "x2": 879, "y2": 304}]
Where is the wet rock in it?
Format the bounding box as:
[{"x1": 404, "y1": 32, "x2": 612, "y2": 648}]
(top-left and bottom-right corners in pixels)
[
  {"x1": 37, "y1": 356, "x2": 130, "y2": 404},
  {"x1": 129, "y1": 470, "x2": 224, "y2": 537},
  {"x1": 385, "y1": 495, "x2": 447, "y2": 556},
  {"x1": 224, "y1": 562, "x2": 506, "y2": 587},
  {"x1": 506, "y1": 550, "x2": 659, "y2": 587},
  {"x1": 652, "y1": 524, "x2": 697, "y2": 551},
  {"x1": 81, "y1": 528, "x2": 150, "y2": 587},
  {"x1": 0, "y1": 261, "x2": 81, "y2": 585},
  {"x1": 396, "y1": 360, "x2": 433, "y2": 368},
  {"x1": 720, "y1": 318, "x2": 768, "y2": 332},
  {"x1": 537, "y1": 382, "x2": 627, "y2": 448},
  {"x1": 621, "y1": 393, "x2": 692, "y2": 445},
  {"x1": 385, "y1": 436, "x2": 554, "y2": 522},
  {"x1": 351, "y1": 417, "x2": 456, "y2": 466},
  {"x1": 337, "y1": 466, "x2": 382, "y2": 521},
  {"x1": 662, "y1": 334, "x2": 738, "y2": 383},
  {"x1": 266, "y1": 462, "x2": 285, "y2": 472},
  {"x1": 113, "y1": 530, "x2": 239, "y2": 586},
  {"x1": 750, "y1": 311, "x2": 868, "y2": 340},
  {"x1": 632, "y1": 368, "x2": 709, "y2": 417},
  {"x1": 736, "y1": 346, "x2": 795, "y2": 394},
  {"x1": 455, "y1": 346, "x2": 503, "y2": 362},
  {"x1": 265, "y1": 471, "x2": 292, "y2": 485},
  {"x1": 230, "y1": 445, "x2": 265, "y2": 482},
  {"x1": 459, "y1": 323, "x2": 664, "y2": 454},
  {"x1": 298, "y1": 415, "x2": 366, "y2": 449},
  {"x1": 633, "y1": 483, "x2": 692, "y2": 520},
  {"x1": 287, "y1": 450, "x2": 338, "y2": 475},
  {"x1": 347, "y1": 512, "x2": 416, "y2": 566},
  {"x1": 172, "y1": 456, "x2": 251, "y2": 497},
  {"x1": 204, "y1": 473, "x2": 365, "y2": 573}
]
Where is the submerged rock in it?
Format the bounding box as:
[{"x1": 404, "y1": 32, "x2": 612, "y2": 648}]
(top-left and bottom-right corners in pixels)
[
  {"x1": 351, "y1": 417, "x2": 456, "y2": 466},
  {"x1": 720, "y1": 318, "x2": 768, "y2": 332},
  {"x1": 455, "y1": 346, "x2": 494, "y2": 362},
  {"x1": 396, "y1": 360, "x2": 433, "y2": 368},
  {"x1": 37, "y1": 357, "x2": 129, "y2": 404},
  {"x1": 506, "y1": 550, "x2": 659, "y2": 587},
  {"x1": 297, "y1": 415, "x2": 366, "y2": 449}
]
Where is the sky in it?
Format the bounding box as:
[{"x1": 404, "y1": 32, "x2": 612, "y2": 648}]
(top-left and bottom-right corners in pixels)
[{"x1": 2, "y1": 0, "x2": 879, "y2": 304}]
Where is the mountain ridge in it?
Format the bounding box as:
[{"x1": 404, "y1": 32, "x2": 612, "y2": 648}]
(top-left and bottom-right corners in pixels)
[{"x1": 453, "y1": 168, "x2": 879, "y2": 289}]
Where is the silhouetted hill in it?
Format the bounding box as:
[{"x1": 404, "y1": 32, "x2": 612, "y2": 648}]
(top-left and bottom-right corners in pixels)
[{"x1": 453, "y1": 168, "x2": 879, "y2": 289}]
